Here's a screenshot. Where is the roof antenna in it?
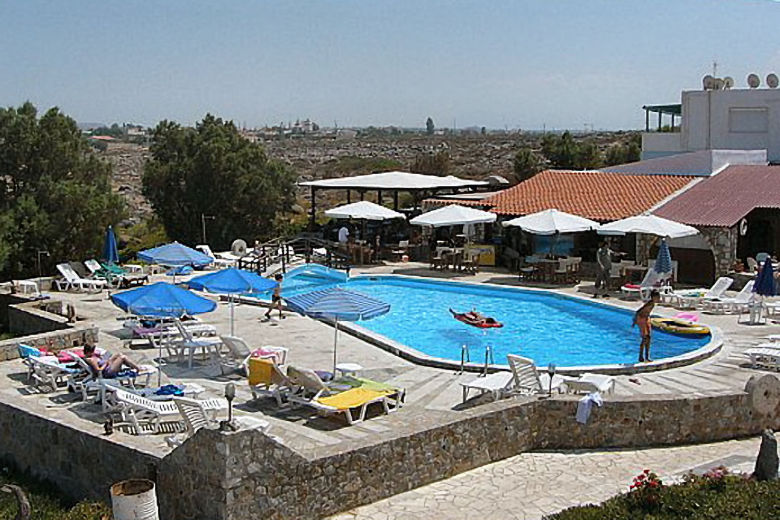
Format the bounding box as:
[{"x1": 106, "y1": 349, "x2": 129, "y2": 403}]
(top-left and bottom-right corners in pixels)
[{"x1": 712, "y1": 60, "x2": 718, "y2": 77}]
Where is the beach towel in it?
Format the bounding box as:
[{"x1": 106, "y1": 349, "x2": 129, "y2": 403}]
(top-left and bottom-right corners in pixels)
[{"x1": 576, "y1": 392, "x2": 603, "y2": 424}]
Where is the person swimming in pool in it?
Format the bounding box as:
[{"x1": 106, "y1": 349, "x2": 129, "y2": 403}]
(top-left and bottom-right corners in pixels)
[{"x1": 632, "y1": 290, "x2": 661, "y2": 363}]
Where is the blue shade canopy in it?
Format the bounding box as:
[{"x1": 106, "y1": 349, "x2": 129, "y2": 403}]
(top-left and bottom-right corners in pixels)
[
  {"x1": 285, "y1": 287, "x2": 390, "y2": 322},
  {"x1": 188, "y1": 268, "x2": 277, "y2": 294},
  {"x1": 753, "y1": 257, "x2": 776, "y2": 297},
  {"x1": 137, "y1": 241, "x2": 213, "y2": 267},
  {"x1": 654, "y1": 239, "x2": 673, "y2": 275},
  {"x1": 110, "y1": 281, "x2": 217, "y2": 317},
  {"x1": 102, "y1": 226, "x2": 119, "y2": 264}
]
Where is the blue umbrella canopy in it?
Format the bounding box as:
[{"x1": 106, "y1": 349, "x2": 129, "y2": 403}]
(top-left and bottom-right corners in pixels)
[
  {"x1": 753, "y1": 257, "x2": 776, "y2": 297},
  {"x1": 111, "y1": 281, "x2": 217, "y2": 317},
  {"x1": 188, "y1": 268, "x2": 277, "y2": 294},
  {"x1": 285, "y1": 287, "x2": 390, "y2": 322},
  {"x1": 137, "y1": 242, "x2": 213, "y2": 267},
  {"x1": 653, "y1": 239, "x2": 673, "y2": 276},
  {"x1": 102, "y1": 226, "x2": 119, "y2": 264},
  {"x1": 285, "y1": 287, "x2": 390, "y2": 374}
]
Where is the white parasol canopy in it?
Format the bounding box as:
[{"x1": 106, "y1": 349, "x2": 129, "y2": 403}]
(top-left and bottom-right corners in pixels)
[
  {"x1": 300, "y1": 171, "x2": 487, "y2": 189},
  {"x1": 409, "y1": 204, "x2": 496, "y2": 228},
  {"x1": 324, "y1": 201, "x2": 405, "y2": 221},
  {"x1": 597, "y1": 215, "x2": 698, "y2": 239},
  {"x1": 502, "y1": 209, "x2": 600, "y2": 235}
]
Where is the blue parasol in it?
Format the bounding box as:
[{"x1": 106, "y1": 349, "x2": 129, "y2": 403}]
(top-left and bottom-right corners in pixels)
[
  {"x1": 188, "y1": 268, "x2": 278, "y2": 335},
  {"x1": 111, "y1": 281, "x2": 216, "y2": 318},
  {"x1": 137, "y1": 242, "x2": 213, "y2": 267},
  {"x1": 102, "y1": 226, "x2": 119, "y2": 264},
  {"x1": 285, "y1": 287, "x2": 390, "y2": 373}
]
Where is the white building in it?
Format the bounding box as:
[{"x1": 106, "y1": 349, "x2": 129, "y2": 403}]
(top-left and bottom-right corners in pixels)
[{"x1": 642, "y1": 82, "x2": 780, "y2": 162}]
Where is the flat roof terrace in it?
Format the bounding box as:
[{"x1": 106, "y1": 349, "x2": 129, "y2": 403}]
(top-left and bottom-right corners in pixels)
[{"x1": 1, "y1": 265, "x2": 777, "y2": 457}]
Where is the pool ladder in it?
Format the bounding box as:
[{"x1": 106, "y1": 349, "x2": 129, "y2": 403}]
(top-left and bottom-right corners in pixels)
[{"x1": 458, "y1": 344, "x2": 495, "y2": 377}]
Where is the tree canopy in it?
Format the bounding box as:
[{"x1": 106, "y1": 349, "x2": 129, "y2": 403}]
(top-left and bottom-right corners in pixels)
[
  {"x1": 0, "y1": 102, "x2": 125, "y2": 278},
  {"x1": 410, "y1": 150, "x2": 451, "y2": 176},
  {"x1": 142, "y1": 114, "x2": 297, "y2": 249},
  {"x1": 425, "y1": 117, "x2": 435, "y2": 135},
  {"x1": 512, "y1": 148, "x2": 543, "y2": 183},
  {"x1": 541, "y1": 131, "x2": 604, "y2": 170}
]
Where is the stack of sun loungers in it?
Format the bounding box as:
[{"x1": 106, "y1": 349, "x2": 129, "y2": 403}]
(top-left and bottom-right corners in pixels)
[
  {"x1": 660, "y1": 276, "x2": 734, "y2": 310},
  {"x1": 744, "y1": 335, "x2": 780, "y2": 371}
]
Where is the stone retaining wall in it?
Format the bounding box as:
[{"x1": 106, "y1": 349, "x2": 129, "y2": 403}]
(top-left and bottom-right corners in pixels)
[
  {"x1": 0, "y1": 400, "x2": 160, "y2": 502},
  {"x1": 8, "y1": 300, "x2": 71, "y2": 336},
  {"x1": 161, "y1": 375, "x2": 780, "y2": 520},
  {"x1": 0, "y1": 326, "x2": 99, "y2": 361}
]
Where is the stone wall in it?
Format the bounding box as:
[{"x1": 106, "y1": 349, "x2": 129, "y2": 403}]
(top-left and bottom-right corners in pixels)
[
  {"x1": 7, "y1": 300, "x2": 71, "y2": 336},
  {"x1": 0, "y1": 400, "x2": 160, "y2": 503},
  {"x1": 699, "y1": 225, "x2": 738, "y2": 277},
  {"x1": 157, "y1": 375, "x2": 780, "y2": 520},
  {"x1": 0, "y1": 326, "x2": 99, "y2": 361}
]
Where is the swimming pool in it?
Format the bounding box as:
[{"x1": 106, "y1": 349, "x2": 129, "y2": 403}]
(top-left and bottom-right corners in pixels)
[{"x1": 254, "y1": 273, "x2": 712, "y2": 368}]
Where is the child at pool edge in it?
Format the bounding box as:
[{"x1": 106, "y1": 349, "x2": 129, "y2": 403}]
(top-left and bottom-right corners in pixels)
[
  {"x1": 264, "y1": 273, "x2": 284, "y2": 320},
  {"x1": 632, "y1": 290, "x2": 661, "y2": 363}
]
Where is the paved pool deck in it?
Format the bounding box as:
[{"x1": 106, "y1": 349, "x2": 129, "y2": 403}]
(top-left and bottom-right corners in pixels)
[{"x1": 0, "y1": 262, "x2": 778, "y2": 517}]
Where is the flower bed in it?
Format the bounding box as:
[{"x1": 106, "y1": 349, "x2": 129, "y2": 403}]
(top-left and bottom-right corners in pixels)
[{"x1": 549, "y1": 467, "x2": 780, "y2": 519}]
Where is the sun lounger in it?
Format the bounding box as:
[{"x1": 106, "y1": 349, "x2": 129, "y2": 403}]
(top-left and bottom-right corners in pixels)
[
  {"x1": 702, "y1": 280, "x2": 756, "y2": 314},
  {"x1": 764, "y1": 301, "x2": 780, "y2": 318},
  {"x1": 219, "y1": 335, "x2": 288, "y2": 375},
  {"x1": 564, "y1": 373, "x2": 616, "y2": 394},
  {"x1": 460, "y1": 354, "x2": 568, "y2": 403},
  {"x1": 113, "y1": 388, "x2": 227, "y2": 435},
  {"x1": 196, "y1": 245, "x2": 235, "y2": 269},
  {"x1": 54, "y1": 263, "x2": 107, "y2": 292},
  {"x1": 285, "y1": 365, "x2": 402, "y2": 423},
  {"x1": 27, "y1": 356, "x2": 82, "y2": 392},
  {"x1": 662, "y1": 277, "x2": 733, "y2": 309},
  {"x1": 67, "y1": 352, "x2": 156, "y2": 404},
  {"x1": 744, "y1": 344, "x2": 780, "y2": 371},
  {"x1": 247, "y1": 357, "x2": 296, "y2": 406},
  {"x1": 171, "y1": 319, "x2": 223, "y2": 368},
  {"x1": 166, "y1": 396, "x2": 256, "y2": 447}
]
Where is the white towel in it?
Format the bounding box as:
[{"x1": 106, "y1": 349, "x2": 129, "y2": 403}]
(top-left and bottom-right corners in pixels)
[{"x1": 576, "y1": 392, "x2": 603, "y2": 424}]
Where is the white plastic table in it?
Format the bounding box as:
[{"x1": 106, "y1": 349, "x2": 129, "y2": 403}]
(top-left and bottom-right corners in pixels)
[{"x1": 335, "y1": 362, "x2": 363, "y2": 378}]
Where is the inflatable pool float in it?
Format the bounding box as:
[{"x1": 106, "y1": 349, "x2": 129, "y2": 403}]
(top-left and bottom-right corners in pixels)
[
  {"x1": 449, "y1": 308, "x2": 503, "y2": 328},
  {"x1": 650, "y1": 317, "x2": 710, "y2": 336}
]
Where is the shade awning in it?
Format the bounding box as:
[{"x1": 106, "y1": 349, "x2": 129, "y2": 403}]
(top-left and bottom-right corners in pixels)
[
  {"x1": 300, "y1": 171, "x2": 488, "y2": 190},
  {"x1": 324, "y1": 201, "x2": 406, "y2": 221},
  {"x1": 409, "y1": 204, "x2": 497, "y2": 227},
  {"x1": 598, "y1": 215, "x2": 698, "y2": 239},
  {"x1": 502, "y1": 209, "x2": 600, "y2": 235}
]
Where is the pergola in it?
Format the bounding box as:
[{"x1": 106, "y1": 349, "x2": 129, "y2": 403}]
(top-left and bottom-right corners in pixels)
[
  {"x1": 299, "y1": 171, "x2": 489, "y2": 229},
  {"x1": 642, "y1": 104, "x2": 682, "y2": 131}
]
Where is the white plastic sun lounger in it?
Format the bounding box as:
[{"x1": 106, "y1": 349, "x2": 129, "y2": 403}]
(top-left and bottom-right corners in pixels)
[
  {"x1": 744, "y1": 344, "x2": 780, "y2": 371},
  {"x1": 196, "y1": 245, "x2": 235, "y2": 269},
  {"x1": 171, "y1": 319, "x2": 223, "y2": 368},
  {"x1": 28, "y1": 356, "x2": 81, "y2": 392},
  {"x1": 564, "y1": 373, "x2": 616, "y2": 394},
  {"x1": 54, "y1": 263, "x2": 107, "y2": 292},
  {"x1": 663, "y1": 277, "x2": 733, "y2": 309},
  {"x1": 461, "y1": 354, "x2": 568, "y2": 403},
  {"x1": 702, "y1": 280, "x2": 755, "y2": 314},
  {"x1": 114, "y1": 388, "x2": 227, "y2": 435}
]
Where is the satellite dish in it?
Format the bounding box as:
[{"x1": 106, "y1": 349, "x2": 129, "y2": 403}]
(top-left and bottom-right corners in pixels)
[
  {"x1": 723, "y1": 76, "x2": 734, "y2": 89},
  {"x1": 702, "y1": 75, "x2": 715, "y2": 90},
  {"x1": 231, "y1": 239, "x2": 247, "y2": 256},
  {"x1": 713, "y1": 78, "x2": 725, "y2": 90},
  {"x1": 747, "y1": 73, "x2": 761, "y2": 88},
  {"x1": 767, "y1": 73, "x2": 779, "y2": 89}
]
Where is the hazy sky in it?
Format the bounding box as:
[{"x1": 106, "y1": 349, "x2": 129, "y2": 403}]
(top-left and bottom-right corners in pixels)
[{"x1": 2, "y1": 0, "x2": 779, "y2": 130}]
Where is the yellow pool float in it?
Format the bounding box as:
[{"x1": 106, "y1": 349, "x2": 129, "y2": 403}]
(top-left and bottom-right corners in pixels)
[{"x1": 650, "y1": 317, "x2": 710, "y2": 336}]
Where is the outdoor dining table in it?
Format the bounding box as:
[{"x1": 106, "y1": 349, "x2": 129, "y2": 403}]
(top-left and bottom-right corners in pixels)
[{"x1": 435, "y1": 247, "x2": 464, "y2": 270}]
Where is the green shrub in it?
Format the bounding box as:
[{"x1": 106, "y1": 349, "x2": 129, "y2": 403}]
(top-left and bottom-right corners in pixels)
[
  {"x1": 548, "y1": 468, "x2": 780, "y2": 520},
  {"x1": 0, "y1": 467, "x2": 112, "y2": 519}
]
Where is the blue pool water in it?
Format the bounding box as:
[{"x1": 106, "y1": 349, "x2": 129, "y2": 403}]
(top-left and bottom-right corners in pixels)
[{"x1": 255, "y1": 274, "x2": 711, "y2": 367}]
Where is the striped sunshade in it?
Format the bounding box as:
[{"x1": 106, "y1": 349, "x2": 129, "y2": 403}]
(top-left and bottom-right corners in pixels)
[
  {"x1": 654, "y1": 239, "x2": 673, "y2": 276},
  {"x1": 285, "y1": 287, "x2": 390, "y2": 322}
]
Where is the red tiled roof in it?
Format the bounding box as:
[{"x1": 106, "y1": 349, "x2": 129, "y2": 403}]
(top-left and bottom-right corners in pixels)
[
  {"x1": 654, "y1": 165, "x2": 780, "y2": 227},
  {"x1": 484, "y1": 170, "x2": 695, "y2": 221}
]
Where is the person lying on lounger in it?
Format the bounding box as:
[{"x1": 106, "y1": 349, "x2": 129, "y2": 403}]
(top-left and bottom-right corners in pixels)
[{"x1": 83, "y1": 343, "x2": 140, "y2": 378}]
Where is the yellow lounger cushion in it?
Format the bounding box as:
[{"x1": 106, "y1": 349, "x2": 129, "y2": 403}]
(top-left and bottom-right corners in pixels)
[
  {"x1": 247, "y1": 357, "x2": 274, "y2": 386},
  {"x1": 316, "y1": 387, "x2": 390, "y2": 411}
]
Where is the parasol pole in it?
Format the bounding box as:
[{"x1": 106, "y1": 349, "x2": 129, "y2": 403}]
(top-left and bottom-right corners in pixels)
[
  {"x1": 229, "y1": 294, "x2": 235, "y2": 336},
  {"x1": 333, "y1": 317, "x2": 339, "y2": 376}
]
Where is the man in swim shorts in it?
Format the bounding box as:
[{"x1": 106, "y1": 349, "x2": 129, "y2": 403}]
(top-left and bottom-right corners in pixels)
[
  {"x1": 264, "y1": 273, "x2": 284, "y2": 320},
  {"x1": 632, "y1": 290, "x2": 660, "y2": 362}
]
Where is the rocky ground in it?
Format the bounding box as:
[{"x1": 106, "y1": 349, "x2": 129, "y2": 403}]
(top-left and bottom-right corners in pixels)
[{"x1": 103, "y1": 131, "x2": 630, "y2": 224}]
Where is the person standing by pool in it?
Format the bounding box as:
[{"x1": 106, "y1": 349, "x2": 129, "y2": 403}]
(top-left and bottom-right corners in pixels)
[
  {"x1": 264, "y1": 273, "x2": 285, "y2": 320},
  {"x1": 594, "y1": 240, "x2": 614, "y2": 298},
  {"x1": 632, "y1": 290, "x2": 660, "y2": 362}
]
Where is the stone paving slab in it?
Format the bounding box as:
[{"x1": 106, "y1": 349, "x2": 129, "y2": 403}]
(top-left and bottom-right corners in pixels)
[{"x1": 329, "y1": 437, "x2": 763, "y2": 520}]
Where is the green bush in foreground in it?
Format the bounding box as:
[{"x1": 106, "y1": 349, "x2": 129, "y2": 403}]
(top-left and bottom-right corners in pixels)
[
  {"x1": 548, "y1": 467, "x2": 780, "y2": 520},
  {"x1": 0, "y1": 468, "x2": 111, "y2": 520}
]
